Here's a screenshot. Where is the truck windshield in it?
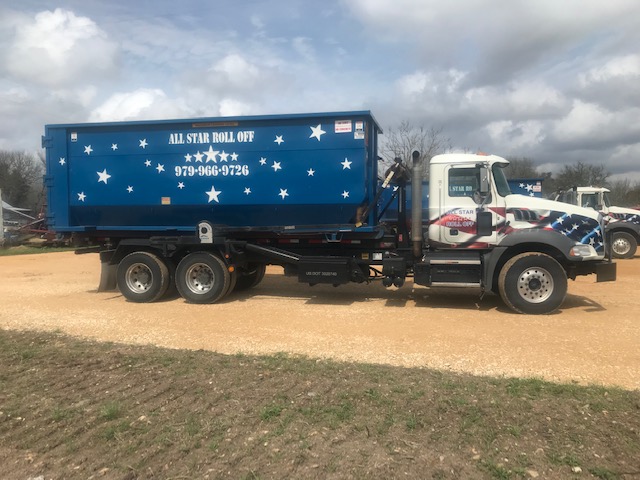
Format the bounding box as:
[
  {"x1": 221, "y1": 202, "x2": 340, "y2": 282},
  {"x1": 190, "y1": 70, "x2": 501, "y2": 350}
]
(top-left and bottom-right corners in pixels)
[
  {"x1": 492, "y1": 163, "x2": 512, "y2": 197},
  {"x1": 603, "y1": 191, "x2": 612, "y2": 208}
]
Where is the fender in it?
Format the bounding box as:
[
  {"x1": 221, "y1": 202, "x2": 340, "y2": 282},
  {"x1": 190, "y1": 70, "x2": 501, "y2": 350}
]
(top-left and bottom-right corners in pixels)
[
  {"x1": 483, "y1": 229, "x2": 583, "y2": 291},
  {"x1": 605, "y1": 221, "x2": 640, "y2": 239}
]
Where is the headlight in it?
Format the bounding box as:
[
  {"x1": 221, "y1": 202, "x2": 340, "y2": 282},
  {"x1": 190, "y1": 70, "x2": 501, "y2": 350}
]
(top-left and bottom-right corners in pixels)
[{"x1": 569, "y1": 244, "x2": 595, "y2": 257}]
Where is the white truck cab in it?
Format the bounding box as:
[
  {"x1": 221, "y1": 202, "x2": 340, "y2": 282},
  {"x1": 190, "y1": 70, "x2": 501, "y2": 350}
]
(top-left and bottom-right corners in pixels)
[{"x1": 554, "y1": 186, "x2": 640, "y2": 258}]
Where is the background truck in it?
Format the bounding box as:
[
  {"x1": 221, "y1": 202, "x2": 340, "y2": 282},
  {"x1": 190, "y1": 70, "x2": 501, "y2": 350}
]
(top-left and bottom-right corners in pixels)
[
  {"x1": 43, "y1": 111, "x2": 615, "y2": 314},
  {"x1": 554, "y1": 186, "x2": 640, "y2": 259}
]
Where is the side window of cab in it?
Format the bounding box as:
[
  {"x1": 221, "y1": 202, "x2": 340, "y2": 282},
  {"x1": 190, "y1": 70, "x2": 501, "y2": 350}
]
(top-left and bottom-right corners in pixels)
[{"x1": 448, "y1": 167, "x2": 489, "y2": 204}]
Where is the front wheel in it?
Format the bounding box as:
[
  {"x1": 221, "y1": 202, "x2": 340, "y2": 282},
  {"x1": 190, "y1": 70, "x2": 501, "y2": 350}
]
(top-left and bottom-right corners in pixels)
[
  {"x1": 117, "y1": 251, "x2": 170, "y2": 303},
  {"x1": 175, "y1": 252, "x2": 231, "y2": 304},
  {"x1": 498, "y1": 252, "x2": 567, "y2": 314},
  {"x1": 611, "y1": 232, "x2": 637, "y2": 259}
]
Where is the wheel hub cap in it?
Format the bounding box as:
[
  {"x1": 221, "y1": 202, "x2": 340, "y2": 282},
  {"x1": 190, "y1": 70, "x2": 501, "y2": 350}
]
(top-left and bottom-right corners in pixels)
[
  {"x1": 612, "y1": 238, "x2": 630, "y2": 256},
  {"x1": 186, "y1": 263, "x2": 214, "y2": 294},
  {"x1": 125, "y1": 263, "x2": 153, "y2": 293},
  {"x1": 517, "y1": 267, "x2": 554, "y2": 304}
]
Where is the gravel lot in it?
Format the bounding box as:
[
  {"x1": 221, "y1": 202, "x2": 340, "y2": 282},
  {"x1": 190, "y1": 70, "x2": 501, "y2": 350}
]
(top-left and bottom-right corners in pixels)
[{"x1": 1, "y1": 251, "x2": 638, "y2": 390}]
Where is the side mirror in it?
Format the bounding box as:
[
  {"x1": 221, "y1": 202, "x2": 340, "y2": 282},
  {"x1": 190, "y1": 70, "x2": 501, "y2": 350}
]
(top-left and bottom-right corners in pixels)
[{"x1": 479, "y1": 166, "x2": 490, "y2": 194}]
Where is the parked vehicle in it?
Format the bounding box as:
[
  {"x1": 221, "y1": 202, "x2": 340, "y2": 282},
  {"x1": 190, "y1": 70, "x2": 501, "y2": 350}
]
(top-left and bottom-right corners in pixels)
[
  {"x1": 43, "y1": 111, "x2": 615, "y2": 314},
  {"x1": 553, "y1": 186, "x2": 640, "y2": 259}
]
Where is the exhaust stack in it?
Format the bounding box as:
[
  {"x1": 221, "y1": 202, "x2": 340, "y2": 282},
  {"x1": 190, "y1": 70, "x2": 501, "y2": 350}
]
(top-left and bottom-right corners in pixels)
[{"x1": 411, "y1": 150, "x2": 423, "y2": 258}]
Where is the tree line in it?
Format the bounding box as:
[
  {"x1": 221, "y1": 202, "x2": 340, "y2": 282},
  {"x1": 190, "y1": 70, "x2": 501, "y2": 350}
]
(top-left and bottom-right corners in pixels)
[
  {"x1": 380, "y1": 123, "x2": 640, "y2": 208},
  {"x1": 0, "y1": 150, "x2": 44, "y2": 213}
]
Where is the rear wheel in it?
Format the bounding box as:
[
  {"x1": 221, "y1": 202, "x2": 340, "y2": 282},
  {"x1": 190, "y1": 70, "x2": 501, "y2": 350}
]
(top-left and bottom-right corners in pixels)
[
  {"x1": 498, "y1": 252, "x2": 567, "y2": 314},
  {"x1": 117, "y1": 251, "x2": 170, "y2": 303},
  {"x1": 234, "y1": 264, "x2": 266, "y2": 291},
  {"x1": 611, "y1": 232, "x2": 637, "y2": 259},
  {"x1": 176, "y1": 252, "x2": 230, "y2": 304}
]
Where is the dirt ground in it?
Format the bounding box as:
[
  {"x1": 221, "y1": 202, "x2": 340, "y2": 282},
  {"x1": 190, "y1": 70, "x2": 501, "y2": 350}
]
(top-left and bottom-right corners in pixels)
[{"x1": 1, "y1": 251, "x2": 639, "y2": 390}]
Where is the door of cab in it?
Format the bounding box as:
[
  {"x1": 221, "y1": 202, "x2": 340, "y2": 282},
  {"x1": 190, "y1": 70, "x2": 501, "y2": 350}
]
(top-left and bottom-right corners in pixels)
[{"x1": 440, "y1": 164, "x2": 505, "y2": 246}]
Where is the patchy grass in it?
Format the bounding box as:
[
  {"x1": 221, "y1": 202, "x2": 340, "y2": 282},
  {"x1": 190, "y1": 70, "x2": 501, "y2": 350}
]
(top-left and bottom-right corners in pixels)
[{"x1": 1, "y1": 328, "x2": 639, "y2": 479}]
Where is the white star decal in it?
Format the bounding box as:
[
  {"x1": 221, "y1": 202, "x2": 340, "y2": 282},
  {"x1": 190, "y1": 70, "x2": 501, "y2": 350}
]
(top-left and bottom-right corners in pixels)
[
  {"x1": 519, "y1": 183, "x2": 525, "y2": 188},
  {"x1": 205, "y1": 146, "x2": 219, "y2": 163},
  {"x1": 230, "y1": 153, "x2": 239, "y2": 161},
  {"x1": 307, "y1": 168, "x2": 315, "y2": 176},
  {"x1": 272, "y1": 161, "x2": 282, "y2": 172},
  {"x1": 525, "y1": 184, "x2": 533, "y2": 192},
  {"x1": 278, "y1": 188, "x2": 289, "y2": 199},
  {"x1": 341, "y1": 158, "x2": 352, "y2": 169},
  {"x1": 244, "y1": 187, "x2": 252, "y2": 195},
  {"x1": 97, "y1": 169, "x2": 111, "y2": 184},
  {"x1": 184, "y1": 153, "x2": 192, "y2": 162},
  {"x1": 139, "y1": 139, "x2": 148, "y2": 149},
  {"x1": 259, "y1": 157, "x2": 267, "y2": 166},
  {"x1": 84, "y1": 145, "x2": 93, "y2": 155},
  {"x1": 206, "y1": 185, "x2": 222, "y2": 203},
  {"x1": 178, "y1": 182, "x2": 185, "y2": 189},
  {"x1": 309, "y1": 124, "x2": 326, "y2": 141},
  {"x1": 144, "y1": 159, "x2": 152, "y2": 167},
  {"x1": 77, "y1": 192, "x2": 86, "y2": 202},
  {"x1": 59, "y1": 158, "x2": 66, "y2": 166},
  {"x1": 111, "y1": 144, "x2": 118, "y2": 151},
  {"x1": 274, "y1": 135, "x2": 284, "y2": 145},
  {"x1": 219, "y1": 151, "x2": 229, "y2": 162},
  {"x1": 127, "y1": 186, "x2": 134, "y2": 193},
  {"x1": 156, "y1": 164, "x2": 165, "y2": 173},
  {"x1": 342, "y1": 190, "x2": 350, "y2": 199},
  {"x1": 194, "y1": 151, "x2": 204, "y2": 162}
]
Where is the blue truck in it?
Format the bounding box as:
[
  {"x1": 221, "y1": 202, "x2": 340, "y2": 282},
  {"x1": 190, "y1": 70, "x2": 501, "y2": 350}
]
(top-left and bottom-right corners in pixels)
[{"x1": 43, "y1": 111, "x2": 615, "y2": 314}]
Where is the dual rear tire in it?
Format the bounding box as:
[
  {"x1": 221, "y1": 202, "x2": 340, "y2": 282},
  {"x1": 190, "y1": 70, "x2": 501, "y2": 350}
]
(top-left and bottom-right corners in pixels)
[{"x1": 117, "y1": 251, "x2": 264, "y2": 304}]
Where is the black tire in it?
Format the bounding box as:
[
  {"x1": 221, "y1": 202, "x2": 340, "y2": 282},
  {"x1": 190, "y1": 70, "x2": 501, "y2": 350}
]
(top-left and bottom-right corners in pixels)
[
  {"x1": 116, "y1": 251, "x2": 170, "y2": 303},
  {"x1": 234, "y1": 264, "x2": 266, "y2": 291},
  {"x1": 498, "y1": 252, "x2": 567, "y2": 314},
  {"x1": 175, "y1": 252, "x2": 230, "y2": 304},
  {"x1": 611, "y1": 231, "x2": 637, "y2": 259},
  {"x1": 162, "y1": 256, "x2": 179, "y2": 299}
]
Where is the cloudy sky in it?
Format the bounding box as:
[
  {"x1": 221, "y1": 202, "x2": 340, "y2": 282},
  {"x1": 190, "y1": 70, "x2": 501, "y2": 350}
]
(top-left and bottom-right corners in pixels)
[{"x1": 1, "y1": 0, "x2": 639, "y2": 180}]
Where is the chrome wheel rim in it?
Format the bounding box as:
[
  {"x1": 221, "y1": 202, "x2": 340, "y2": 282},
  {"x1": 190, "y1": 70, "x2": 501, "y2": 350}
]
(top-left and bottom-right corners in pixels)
[
  {"x1": 125, "y1": 263, "x2": 153, "y2": 294},
  {"x1": 612, "y1": 237, "x2": 630, "y2": 256},
  {"x1": 517, "y1": 267, "x2": 554, "y2": 304},
  {"x1": 185, "y1": 263, "x2": 215, "y2": 294}
]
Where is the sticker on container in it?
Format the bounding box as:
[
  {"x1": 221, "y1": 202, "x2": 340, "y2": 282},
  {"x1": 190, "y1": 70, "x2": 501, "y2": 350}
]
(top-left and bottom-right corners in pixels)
[
  {"x1": 533, "y1": 183, "x2": 542, "y2": 192},
  {"x1": 161, "y1": 197, "x2": 171, "y2": 205},
  {"x1": 335, "y1": 120, "x2": 352, "y2": 133},
  {"x1": 354, "y1": 121, "x2": 365, "y2": 140},
  {"x1": 71, "y1": 132, "x2": 77, "y2": 142}
]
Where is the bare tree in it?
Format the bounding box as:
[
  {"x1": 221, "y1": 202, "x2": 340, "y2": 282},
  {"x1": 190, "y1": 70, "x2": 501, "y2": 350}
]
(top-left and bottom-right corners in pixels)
[
  {"x1": 503, "y1": 157, "x2": 540, "y2": 179},
  {"x1": 554, "y1": 162, "x2": 609, "y2": 190},
  {"x1": 0, "y1": 150, "x2": 44, "y2": 211},
  {"x1": 379, "y1": 121, "x2": 451, "y2": 179},
  {"x1": 607, "y1": 178, "x2": 640, "y2": 207}
]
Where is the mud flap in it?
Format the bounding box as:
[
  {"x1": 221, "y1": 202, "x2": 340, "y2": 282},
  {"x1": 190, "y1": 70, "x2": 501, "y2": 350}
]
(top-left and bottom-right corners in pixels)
[
  {"x1": 98, "y1": 261, "x2": 117, "y2": 291},
  {"x1": 596, "y1": 261, "x2": 616, "y2": 283}
]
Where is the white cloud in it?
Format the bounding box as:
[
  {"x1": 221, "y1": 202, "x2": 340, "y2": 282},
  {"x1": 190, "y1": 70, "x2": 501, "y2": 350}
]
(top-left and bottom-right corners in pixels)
[
  {"x1": 89, "y1": 89, "x2": 188, "y2": 122},
  {"x1": 580, "y1": 54, "x2": 640, "y2": 85},
  {"x1": 5, "y1": 8, "x2": 118, "y2": 87},
  {"x1": 485, "y1": 120, "x2": 545, "y2": 150},
  {"x1": 208, "y1": 54, "x2": 261, "y2": 91},
  {"x1": 218, "y1": 98, "x2": 254, "y2": 117}
]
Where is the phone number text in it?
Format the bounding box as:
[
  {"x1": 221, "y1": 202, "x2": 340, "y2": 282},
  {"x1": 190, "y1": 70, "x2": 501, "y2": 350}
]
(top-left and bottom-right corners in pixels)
[{"x1": 174, "y1": 165, "x2": 250, "y2": 177}]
